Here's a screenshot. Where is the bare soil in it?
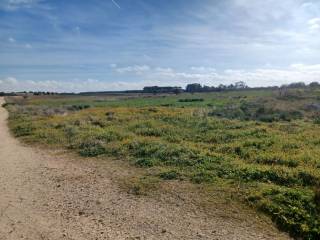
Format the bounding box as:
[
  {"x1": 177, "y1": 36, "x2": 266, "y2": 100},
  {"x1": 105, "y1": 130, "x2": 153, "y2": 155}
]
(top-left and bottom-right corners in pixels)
[{"x1": 0, "y1": 97, "x2": 291, "y2": 240}]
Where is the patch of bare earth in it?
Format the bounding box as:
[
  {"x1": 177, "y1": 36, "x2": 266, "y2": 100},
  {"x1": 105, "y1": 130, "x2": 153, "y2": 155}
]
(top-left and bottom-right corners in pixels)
[{"x1": 0, "y1": 97, "x2": 290, "y2": 240}]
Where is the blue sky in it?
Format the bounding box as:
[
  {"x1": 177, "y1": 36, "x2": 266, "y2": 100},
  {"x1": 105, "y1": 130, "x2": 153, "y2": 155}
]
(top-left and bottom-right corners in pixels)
[{"x1": 0, "y1": 0, "x2": 320, "y2": 92}]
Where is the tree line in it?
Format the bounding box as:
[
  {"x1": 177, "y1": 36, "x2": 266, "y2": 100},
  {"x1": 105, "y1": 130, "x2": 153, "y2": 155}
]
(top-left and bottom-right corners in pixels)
[{"x1": 142, "y1": 81, "x2": 320, "y2": 94}]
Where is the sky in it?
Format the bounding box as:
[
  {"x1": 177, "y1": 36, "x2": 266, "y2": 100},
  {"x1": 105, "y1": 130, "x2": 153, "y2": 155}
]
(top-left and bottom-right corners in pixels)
[{"x1": 0, "y1": 0, "x2": 320, "y2": 92}]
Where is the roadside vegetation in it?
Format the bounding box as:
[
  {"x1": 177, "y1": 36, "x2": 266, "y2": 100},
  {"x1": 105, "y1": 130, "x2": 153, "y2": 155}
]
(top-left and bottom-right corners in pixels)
[{"x1": 4, "y1": 87, "x2": 320, "y2": 239}]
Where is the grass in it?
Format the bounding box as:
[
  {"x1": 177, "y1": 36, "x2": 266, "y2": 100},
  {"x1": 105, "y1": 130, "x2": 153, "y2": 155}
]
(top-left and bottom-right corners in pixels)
[{"x1": 4, "y1": 88, "x2": 320, "y2": 239}]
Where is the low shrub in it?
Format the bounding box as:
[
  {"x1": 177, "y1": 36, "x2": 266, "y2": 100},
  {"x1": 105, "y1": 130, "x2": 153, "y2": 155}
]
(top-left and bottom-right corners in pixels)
[
  {"x1": 248, "y1": 188, "x2": 320, "y2": 239},
  {"x1": 178, "y1": 98, "x2": 204, "y2": 102},
  {"x1": 191, "y1": 170, "x2": 216, "y2": 184},
  {"x1": 78, "y1": 139, "x2": 106, "y2": 157},
  {"x1": 12, "y1": 123, "x2": 34, "y2": 137},
  {"x1": 234, "y1": 146, "x2": 251, "y2": 159},
  {"x1": 134, "y1": 127, "x2": 164, "y2": 137},
  {"x1": 135, "y1": 158, "x2": 158, "y2": 167},
  {"x1": 282, "y1": 142, "x2": 300, "y2": 151},
  {"x1": 130, "y1": 121, "x2": 168, "y2": 137},
  {"x1": 64, "y1": 125, "x2": 78, "y2": 143},
  {"x1": 298, "y1": 171, "x2": 320, "y2": 186},
  {"x1": 237, "y1": 168, "x2": 319, "y2": 187},
  {"x1": 314, "y1": 117, "x2": 320, "y2": 125},
  {"x1": 105, "y1": 111, "x2": 115, "y2": 121},
  {"x1": 315, "y1": 187, "x2": 320, "y2": 207},
  {"x1": 97, "y1": 129, "x2": 124, "y2": 142},
  {"x1": 67, "y1": 104, "x2": 90, "y2": 111},
  {"x1": 159, "y1": 170, "x2": 181, "y2": 180},
  {"x1": 209, "y1": 102, "x2": 304, "y2": 122},
  {"x1": 236, "y1": 168, "x2": 297, "y2": 186},
  {"x1": 254, "y1": 154, "x2": 299, "y2": 168},
  {"x1": 127, "y1": 140, "x2": 200, "y2": 167},
  {"x1": 2, "y1": 102, "x2": 15, "y2": 108}
]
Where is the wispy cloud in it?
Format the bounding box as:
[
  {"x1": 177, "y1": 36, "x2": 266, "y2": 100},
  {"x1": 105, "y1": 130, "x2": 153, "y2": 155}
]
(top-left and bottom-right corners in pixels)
[
  {"x1": 111, "y1": 0, "x2": 121, "y2": 9},
  {"x1": 116, "y1": 65, "x2": 150, "y2": 74},
  {"x1": 1, "y1": 0, "x2": 41, "y2": 10}
]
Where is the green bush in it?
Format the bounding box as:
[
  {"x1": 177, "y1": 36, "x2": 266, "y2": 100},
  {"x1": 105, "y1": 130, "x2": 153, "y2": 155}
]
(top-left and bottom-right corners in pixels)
[
  {"x1": 236, "y1": 168, "x2": 297, "y2": 186},
  {"x1": 67, "y1": 104, "x2": 91, "y2": 111},
  {"x1": 78, "y1": 139, "x2": 106, "y2": 157},
  {"x1": 134, "y1": 127, "x2": 164, "y2": 137},
  {"x1": 298, "y1": 171, "x2": 320, "y2": 186},
  {"x1": 127, "y1": 140, "x2": 200, "y2": 167},
  {"x1": 178, "y1": 98, "x2": 204, "y2": 102},
  {"x1": 209, "y1": 102, "x2": 303, "y2": 122},
  {"x1": 130, "y1": 121, "x2": 166, "y2": 137},
  {"x1": 248, "y1": 188, "x2": 320, "y2": 239},
  {"x1": 315, "y1": 187, "x2": 320, "y2": 207},
  {"x1": 254, "y1": 155, "x2": 299, "y2": 168},
  {"x1": 97, "y1": 129, "x2": 124, "y2": 142},
  {"x1": 314, "y1": 117, "x2": 320, "y2": 125},
  {"x1": 236, "y1": 168, "x2": 319, "y2": 187},
  {"x1": 12, "y1": 123, "x2": 34, "y2": 137},
  {"x1": 135, "y1": 158, "x2": 159, "y2": 167},
  {"x1": 191, "y1": 170, "x2": 216, "y2": 184},
  {"x1": 2, "y1": 102, "x2": 15, "y2": 108},
  {"x1": 64, "y1": 125, "x2": 78, "y2": 143},
  {"x1": 159, "y1": 170, "x2": 181, "y2": 180}
]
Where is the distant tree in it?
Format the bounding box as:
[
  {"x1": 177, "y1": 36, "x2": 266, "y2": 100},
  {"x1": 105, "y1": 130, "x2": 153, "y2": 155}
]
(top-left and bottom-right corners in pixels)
[
  {"x1": 234, "y1": 81, "x2": 248, "y2": 89},
  {"x1": 173, "y1": 88, "x2": 183, "y2": 95},
  {"x1": 186, "y1": 83, "x2": 202, "y2": 93},
  {"x1": 217, "y1": 84, "x2": 227, "y2": 91},
  {"x1": 227, "y1": 84, "x2": 235, "y2": 89},
  {"x1": 309, "y1": 82, "x2": 320, "y2": 88},
  {"x1": 143, "y1": 86, "x2": 183, "y2": 94},
  {"x1": 202, "y1": 85, "x2": 214, "y2": 92},
  {"x1": 287, "y1": 82, "x2": 306, "y2": 88}
]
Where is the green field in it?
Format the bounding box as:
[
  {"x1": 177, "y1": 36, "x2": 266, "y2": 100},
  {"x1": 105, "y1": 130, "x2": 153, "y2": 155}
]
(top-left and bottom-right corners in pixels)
[{"x1": 4, "y1": 88, "x2": 320, "y2": 239}]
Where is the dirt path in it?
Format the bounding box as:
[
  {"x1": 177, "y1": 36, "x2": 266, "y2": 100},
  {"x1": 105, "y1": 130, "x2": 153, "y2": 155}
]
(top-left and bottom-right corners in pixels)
[{"x1": 0, "y1": 97, "x2": 291, "y2": 240}]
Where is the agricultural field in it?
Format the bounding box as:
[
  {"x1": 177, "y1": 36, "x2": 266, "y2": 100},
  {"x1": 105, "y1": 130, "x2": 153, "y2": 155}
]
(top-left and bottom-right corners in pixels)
[{"x1": 4, "y1": 88, "x2": 320, "y2": 239}]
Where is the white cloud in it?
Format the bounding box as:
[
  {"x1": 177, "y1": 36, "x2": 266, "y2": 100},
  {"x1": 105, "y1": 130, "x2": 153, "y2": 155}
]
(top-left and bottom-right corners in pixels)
[
  {"x1": 0, "y1": 77, "x2": 160, "y2": 93},
  {"x1": 114, "y1": 64, "x2": 320, "y2": 88},
  {"x1": 190, "y1": 66, "x2": 216, "y2": 72},
  {"x1": 308, "y1": 18, "x2": 320, "y2": 32},
  {"x1": 115, "y1": 65, "x2": 150, "y2": 74},
  {"x1": 6, "y1": 77, "x2": 18, "y2": 84},
  {"x1": 1, "y1": 64, "x2": 320, "y2": 92},
  {"x1": 0, "y1": 77, "x2": 18, "y2": 91},
  {"x1": 25, "y1": 43, "x2": 32, "y2": 49},
  {"x1": 154, "y1": 67, "x2": 174, "y2": 74},
  {"x1": 290, "y1": 63, "x2": 320, "y2": 71}
]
